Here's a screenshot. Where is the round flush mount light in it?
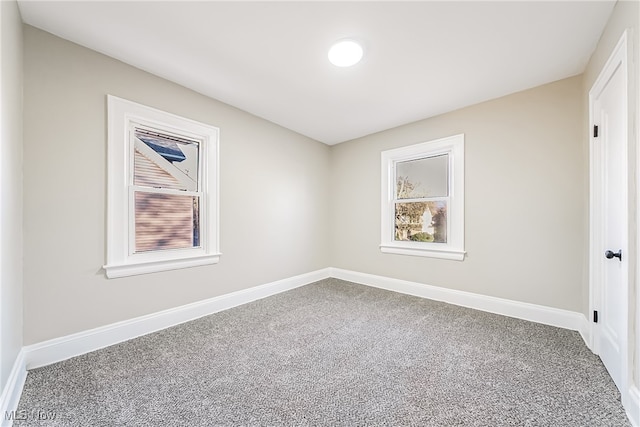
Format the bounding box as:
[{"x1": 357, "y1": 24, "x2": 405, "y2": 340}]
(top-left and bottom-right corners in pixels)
[{"x1": 328, "y1": 39, "x2": 363, "y2": 67}]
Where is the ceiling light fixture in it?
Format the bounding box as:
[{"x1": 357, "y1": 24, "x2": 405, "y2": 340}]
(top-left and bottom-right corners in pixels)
[{"x1": 328, "y1": 39, "x2": 363, "y2": 67}]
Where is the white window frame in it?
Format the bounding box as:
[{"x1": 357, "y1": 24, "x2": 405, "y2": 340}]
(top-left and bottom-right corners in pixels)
[
  {"x1": 380, "y1": 134, "x2": 465, "y2": 260},
  {"x1": 104, "y1": 95, "x2": 220, "y2": 278}
]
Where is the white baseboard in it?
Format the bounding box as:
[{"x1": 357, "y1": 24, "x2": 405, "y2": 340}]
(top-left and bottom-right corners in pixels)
[
  {"x1": 8, "y1": 267, "x2": 609, "y2": 424},
  {"x1": 24, "y1": 268, "x2": 331, "y2": 370},
  {"x1": 330, "y1": 268, "x2": 589, "y2": 336},
  {"x1": 0, "y1": 350, "x2": 27, "y2": 427},
  {"x1": 627, "y1": 385, "x2": 640, "y2": 427},
  {"x1": 576, "y1": 315, "x2": 592, "y2": 351},
  {"x1": 21, "y1": 267, "x2": 592, "y2": 371},
  {"x1": 17, "y1": 268, "x2": 595, "y2": 402}
]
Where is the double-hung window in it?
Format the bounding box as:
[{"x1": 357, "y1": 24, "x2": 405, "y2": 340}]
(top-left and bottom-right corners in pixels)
[
  {"x1": 104, "y1": 96, "x2": 220, "y2": 278},
  {"x1": 381, "y1": 134, "x2": 465, "y2": 260}
]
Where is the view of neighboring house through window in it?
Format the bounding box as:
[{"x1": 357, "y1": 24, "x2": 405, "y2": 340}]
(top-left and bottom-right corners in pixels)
[
  {"x1": 381, "y1": 134, "x2": 465, "y2": 260},
  {"x1": 395, "y1": 154, "x2": 449, "y2": 243},
  {"x1": 133, "y1": 128, "x2": 201, "y2": 252},
  {"x1": 105, "y1": 95, "x2": 220, "y2": 278}
]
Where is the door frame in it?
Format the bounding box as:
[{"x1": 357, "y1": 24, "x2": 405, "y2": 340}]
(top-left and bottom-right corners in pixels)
[{"x1": 588, "y1": 29, "x2": 629, "y2": 397}]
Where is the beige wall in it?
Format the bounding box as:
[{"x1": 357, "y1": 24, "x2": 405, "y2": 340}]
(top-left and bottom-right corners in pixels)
[
  {"x1": 22, "y1": 26, "x2": 331, "y2": 345},
  {"x1": 583, "y1": 0, "x2": 640, "y2": 400},
  {"x1": 0, "y1": 0, "x2": 24, "y2": 392},
  {"x1": 330, "y1": 75, "x2": 585, "y2": 312}
]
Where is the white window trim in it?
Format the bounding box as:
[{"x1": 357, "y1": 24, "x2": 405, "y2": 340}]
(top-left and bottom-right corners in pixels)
[
  {"x1": 104, "y1": 95, "x2": 221, "y2": 278},
  {"x1": 380, "y1": 134, "x2": 465, "y2": 261}
]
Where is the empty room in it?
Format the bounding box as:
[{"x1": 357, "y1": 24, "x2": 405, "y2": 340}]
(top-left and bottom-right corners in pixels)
[{"x1": 1, "y1": 0, "x2": 639, "y2": 425}]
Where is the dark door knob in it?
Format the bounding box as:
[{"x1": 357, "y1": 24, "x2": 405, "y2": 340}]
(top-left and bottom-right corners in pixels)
[{"x1": 605, "y1": 250, "x2": 622, "y2": 261}]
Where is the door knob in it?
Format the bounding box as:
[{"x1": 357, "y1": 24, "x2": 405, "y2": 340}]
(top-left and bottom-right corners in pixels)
[{"x1": 605, "y1": 250, "x2": 622, "y2": 261}]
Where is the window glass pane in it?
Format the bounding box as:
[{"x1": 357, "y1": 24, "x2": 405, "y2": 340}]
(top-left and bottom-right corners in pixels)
[
  {"x1": 134, "y1": 192, "x2": 200, "y2": 252},
  {"x1": 394, "y1": 200, "x2": 447, "y2": 243},
  {"x1": 396, "y1": 154, "x2": 448, "y2": 199},
  {"x1": 134, "y1": 128, "x2": 199, "y2": 191}
]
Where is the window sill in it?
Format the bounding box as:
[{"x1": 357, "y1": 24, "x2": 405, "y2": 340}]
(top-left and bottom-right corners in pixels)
[
  {"x1": 103, "y1": 253, "x2": 221, "y2": 278},
  {"x1": 380, "y1": 244, "x2": 465, "y2": 261}
]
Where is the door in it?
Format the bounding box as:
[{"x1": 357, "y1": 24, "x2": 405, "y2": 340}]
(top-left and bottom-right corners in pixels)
[{"x1": 590, "y1": 32, "x2": 628, "y2": 395}]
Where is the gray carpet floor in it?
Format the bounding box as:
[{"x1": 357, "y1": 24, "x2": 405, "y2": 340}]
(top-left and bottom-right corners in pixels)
[{"x1": 15, "y1": 278, "x2": 630, "y2": 426}]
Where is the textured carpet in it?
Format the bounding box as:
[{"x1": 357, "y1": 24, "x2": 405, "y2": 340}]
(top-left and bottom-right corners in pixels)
[{"x1": 14, "y1": 278, "x2": 630, "y2": 426}]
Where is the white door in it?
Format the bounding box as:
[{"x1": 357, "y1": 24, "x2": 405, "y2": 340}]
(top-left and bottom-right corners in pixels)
[{"x1": 590, "y1": 32, "x2": 628, "y2": 395}]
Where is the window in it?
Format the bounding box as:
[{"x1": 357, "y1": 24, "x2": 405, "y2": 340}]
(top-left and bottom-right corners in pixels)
[
  {"x1": 104, "y1": 96, "x2": 220, "y2": 278},
  {"x1": 381, "y1": 134, "x2": 465, "y2": 260}
]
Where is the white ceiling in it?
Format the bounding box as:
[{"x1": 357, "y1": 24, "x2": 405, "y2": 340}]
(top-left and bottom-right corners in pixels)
[{"x1": 17, "y1": 1, "x2": 615, "y2": 145}]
